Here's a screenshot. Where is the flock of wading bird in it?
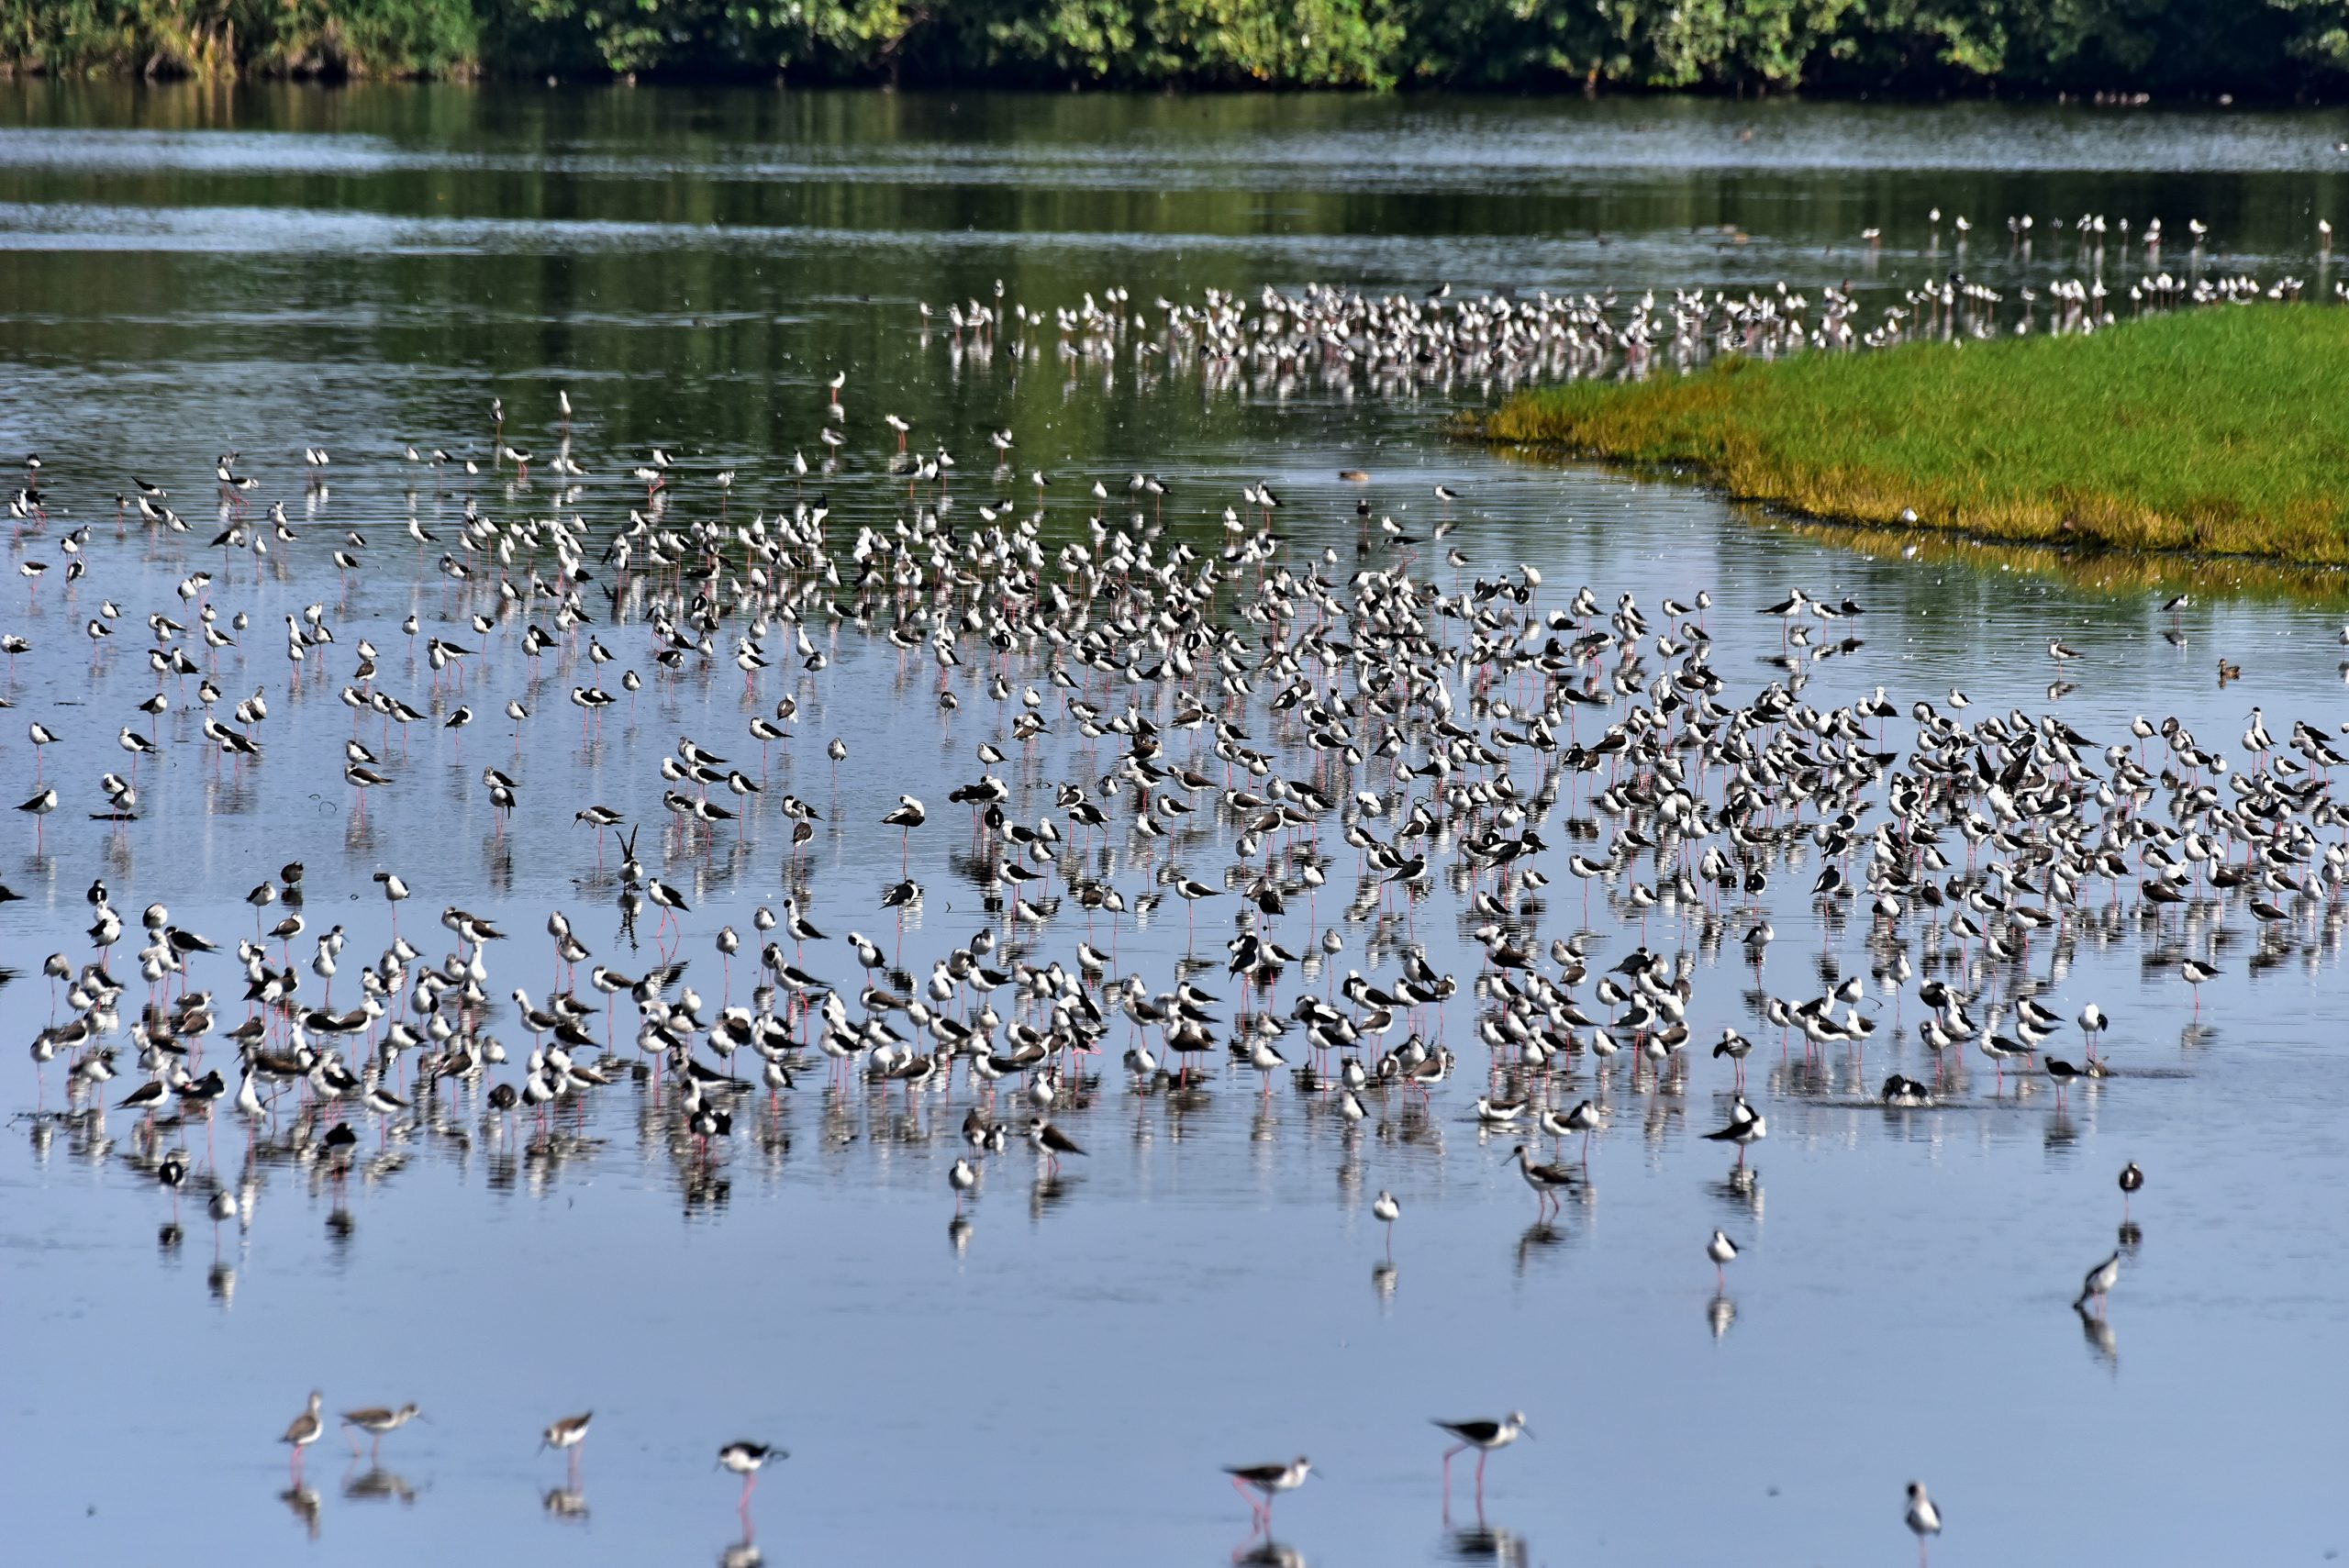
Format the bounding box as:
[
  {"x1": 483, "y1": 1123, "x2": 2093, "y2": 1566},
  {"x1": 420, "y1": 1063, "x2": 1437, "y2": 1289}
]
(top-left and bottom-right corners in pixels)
[
  {"x1": 914, "y1": 209, "x2": 2325, "y2": 406},
  {"x1": 9, "y1": 312, "x2": 2312, "y2": 1558}
]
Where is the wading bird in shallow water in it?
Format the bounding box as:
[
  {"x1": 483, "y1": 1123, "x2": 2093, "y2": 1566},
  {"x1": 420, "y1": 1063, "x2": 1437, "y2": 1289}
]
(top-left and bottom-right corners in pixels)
[
  {"x1": 1221, "y1": 1455, "x2": 1311, "y2": 1533},
  {"x1": 16, "y1": 318, "x2": 2346, "y2": 1554},
  {"x1": 1027, "y1": 1118, "x2": 1085, "y2": 1173},
  {"x1": 279, "y1": 1391, "x2": 324, "y2": 1479},
  {"x1": 718, "y1": 1440, "x2": 785, "y2": 1509},
  {"x1": 2074, "y1": 1250, "x2": 2120, "y2": 1315},
  {"x1": 1542, "y1": 1099, "x2": 1601, "y2": 1162},
  {"x1": 1708, "y1": 1229, "x2": 1740, "y2": 1289},
  {"x1": 1906, "y1": 1481, "x2": 1943, "y2": 1565},
  {"x1": 1372, "y1": 1189, "x2": 1399, "y2": 1257},
  {"x1": 1701, "y1": 1100, "x2": 1765, "y2": 1165},
  {"x1": 340, "y1": 1402, "x2": 422, "y2": 1461},
  {"x1": 882, "y1": 793, "x2": 925, "y2": 870},
  {"x1": 17, "y1": 784, "x2": 58, "y2": 845},
  {"x1": 2181, "y1": 958, "x2": 2218, "y2": 1010},
  {"x1": 1431, "y1": 1412, "x2": 1528, "y2": 1509},
  {"x1": 1507, "y1": 1144, "x2": 1576, "y2": 1217},
  {"x1": 540, "y1": 1412, "x2": 592, "y2": 1480}
]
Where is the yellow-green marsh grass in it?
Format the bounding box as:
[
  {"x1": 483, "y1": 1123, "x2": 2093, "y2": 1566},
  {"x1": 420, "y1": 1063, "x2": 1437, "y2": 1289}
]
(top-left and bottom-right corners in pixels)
[{"x1": 1479, "y1": 306, "x2": 2349, "y2": 564}]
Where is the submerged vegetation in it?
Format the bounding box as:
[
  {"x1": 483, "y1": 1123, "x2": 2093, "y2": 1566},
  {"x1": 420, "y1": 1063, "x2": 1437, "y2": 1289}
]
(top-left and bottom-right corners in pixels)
[
  {"x1": 1482, "y1": 306, "x2": 2349, "y2": 564},
  {"x1": 10, "y1": 0, "x2": 2349, "y2": 90}
]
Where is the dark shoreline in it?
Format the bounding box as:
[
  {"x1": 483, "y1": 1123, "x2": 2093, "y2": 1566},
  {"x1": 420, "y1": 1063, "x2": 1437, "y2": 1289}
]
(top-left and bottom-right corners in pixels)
[
  {"x1": 3, "y1": 0, "x2": 2342, "y2": 101},
  {"x1": 0, "y1": 72, "x2": 2330, "y2": 105}
]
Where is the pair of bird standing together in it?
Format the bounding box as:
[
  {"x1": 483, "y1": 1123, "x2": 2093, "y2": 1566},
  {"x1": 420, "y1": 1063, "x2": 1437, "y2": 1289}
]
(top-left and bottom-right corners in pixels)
[{"x1": 1222, "y1": 1411, "x2": 1530, "y2": 1529}]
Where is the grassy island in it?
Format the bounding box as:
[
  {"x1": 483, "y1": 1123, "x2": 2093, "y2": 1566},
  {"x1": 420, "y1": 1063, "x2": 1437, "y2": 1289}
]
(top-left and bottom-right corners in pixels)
[{"x1": 1481, "y1": 306, "x2": 2349, "y2": 564}]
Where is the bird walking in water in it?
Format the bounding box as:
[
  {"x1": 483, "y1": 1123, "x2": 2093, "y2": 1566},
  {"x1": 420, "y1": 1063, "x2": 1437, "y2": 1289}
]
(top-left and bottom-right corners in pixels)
[
  {"x1": 1431, "y1": 1412, "x2": 1528, "y2": 1511},
  {"x1": 1221, "y1": 1455, "x2": 1311, "y2": 1534},
  {"x1": 340, "y1": 1402, "x2": 422, "y2": 1461},
  {"x1": 718, "y1": 1440, "x2": 785, "y2": 1510},
  {"x1": 1508, "y1": 1144, "x2": 1575, "y2": 1217},
  {"x1": 2119, "y1": 1161, "x2": 2143, "y2": 1220}
]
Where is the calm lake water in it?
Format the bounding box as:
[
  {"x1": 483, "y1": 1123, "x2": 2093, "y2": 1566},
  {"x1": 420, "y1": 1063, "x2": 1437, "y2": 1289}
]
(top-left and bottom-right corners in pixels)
[{"x1": 4, "y1": 84, "x2": 2349, "y2": 1568}]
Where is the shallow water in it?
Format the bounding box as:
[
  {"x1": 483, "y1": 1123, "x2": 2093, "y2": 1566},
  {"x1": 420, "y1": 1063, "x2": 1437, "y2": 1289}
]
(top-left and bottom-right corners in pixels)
[{"x1": 3, "y1": 84, "x2": 2349, "y2": 1568}]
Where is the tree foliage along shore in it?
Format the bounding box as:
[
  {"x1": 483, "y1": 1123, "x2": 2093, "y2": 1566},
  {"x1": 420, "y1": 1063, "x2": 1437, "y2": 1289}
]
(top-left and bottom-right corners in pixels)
[{"x1": 9, "y1": 1, "x2": 2349, "y2": 93}]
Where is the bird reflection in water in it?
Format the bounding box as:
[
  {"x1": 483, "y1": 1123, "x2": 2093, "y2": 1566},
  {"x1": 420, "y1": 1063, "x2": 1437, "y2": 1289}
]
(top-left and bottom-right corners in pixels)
[
  {"x1": 542, "y1": 1486, "x2": 590, "y2": 1523},
  {"x1": 1231, "y1": 1536, "x2": 1306, "y2": 1568},
  {"x1": 279, "y1": 1482, "x2": 322, "y2": 1540},
  {"x1": 1445, "y1": 1517, "x2": 1531, "y2": 1565},
  {"x1": 719, "y1": 1536, "x2": 763, "y2": 1568},
  {"x1": 682, "y1": 1167, "x2": 733, "y2": 1212},
  {"x1": 1707, "y1": 1292, "x2": 1737, "y2": 1341},
  {"x1": 341, "y1": 1464, "x2": 417, "y2": 1506},
  {"x1": 2074, "y1": 1300, "x2": 2118, "y2": 1369},
  {"x1": 947, "y1": 1214, "x2": 973, "y2": 1254},
  {"x1": 1372, "y1": 1260, "x2": 1397, "y2": 1303},
  {"x1": 1029, "y1": 1172, "x2": 1075, "y2": 1218},
  {"x1": 1513, "y1": 1219, "x2": 1565, "y2": 1277},
  {"x1": 2118, "y1": 1219, "x2": 2143, "y2": 1256},
  {"x1": 1715, "y1": 1162, "x2": 1762, "y2": 1215}
]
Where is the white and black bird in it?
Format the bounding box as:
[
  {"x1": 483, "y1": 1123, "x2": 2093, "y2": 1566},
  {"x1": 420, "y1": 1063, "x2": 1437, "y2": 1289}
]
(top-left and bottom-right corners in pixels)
[
  {"x1": 1221, "y1": 1455, "x2": 1311, "y2": 1531},
  {"x1": 1027, "y1": 1117, "x2": 1085, "y2": 1173},
  {"x1": 1431, "y1": 1412, "x2": 1528, "y2": 1506},
  {"x1": 1906, "y1": 1482, "x2": 1943, "y2": 1566},
  {"x1": 1701, "y1": 1099, "x2": 1765, "y2": 1162},
  {"x1": 1707, "y1": 1229, "x2": 1740, "y2": 1288},
  {"x1": 1507, "y1": 1144, "x2": 1576, "y2": 1217},
  {"x1": 1372, "y1": 1189, "x2": 1399, "y2": 1257},
  {"x1": 717, "y1": 1440, "x2": 785, "y2": 1507}
]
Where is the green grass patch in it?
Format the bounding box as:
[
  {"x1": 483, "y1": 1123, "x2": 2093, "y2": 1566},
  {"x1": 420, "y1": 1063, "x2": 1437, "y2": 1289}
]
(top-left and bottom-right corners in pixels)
[{"x1": 1481, "y1": 306, "x2": 2349, "y2": 563}]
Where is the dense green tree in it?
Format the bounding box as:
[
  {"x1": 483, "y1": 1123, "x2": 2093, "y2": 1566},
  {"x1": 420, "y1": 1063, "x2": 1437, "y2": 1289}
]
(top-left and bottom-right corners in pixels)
[{"x1": 3, "y1": 0, "x2": 2344, "y2": 92}]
